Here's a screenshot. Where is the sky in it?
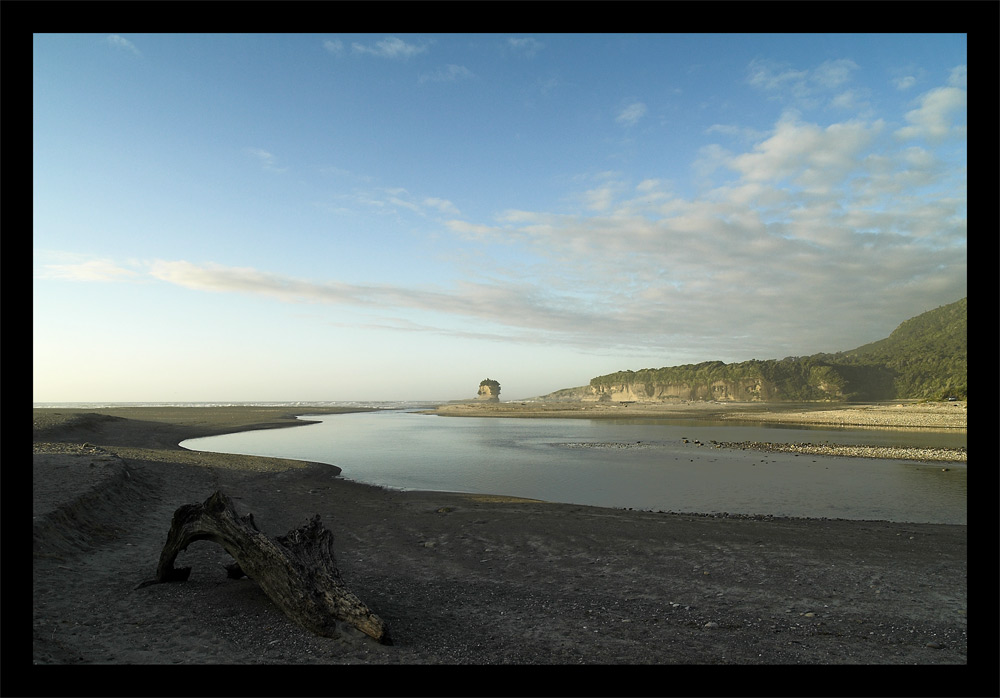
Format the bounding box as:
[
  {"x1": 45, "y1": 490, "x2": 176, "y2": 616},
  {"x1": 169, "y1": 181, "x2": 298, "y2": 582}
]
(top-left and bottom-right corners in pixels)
[{"x1": 33, "y1": 33, "x2": 967, "y2": 403}]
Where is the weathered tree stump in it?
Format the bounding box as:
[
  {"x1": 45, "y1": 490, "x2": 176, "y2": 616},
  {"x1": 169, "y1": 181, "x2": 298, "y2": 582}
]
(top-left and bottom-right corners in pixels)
[{"x1": 149, "y1": 490, "x2": 390, "y2": 644}]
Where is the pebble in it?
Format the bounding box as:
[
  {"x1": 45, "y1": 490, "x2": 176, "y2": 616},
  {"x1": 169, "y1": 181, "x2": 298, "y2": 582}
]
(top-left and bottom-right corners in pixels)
[
  {"x1": 555, "y1": 438, "x2": 965, "y2": 462},
  {"x1": 714, "y1": 440, "x2": 966, "y2": 463}
]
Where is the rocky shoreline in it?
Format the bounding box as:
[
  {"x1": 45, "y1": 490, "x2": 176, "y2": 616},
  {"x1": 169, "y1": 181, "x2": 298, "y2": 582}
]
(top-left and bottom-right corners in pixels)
[
  {"x1": 711, "y1": 440, "x2": 966, "y2": 463},
  {"x1": 557, "y1": 438, "x2": 965, "y2": 462},
  {"x1": 721, "y1": 401, "x2": 966, "y2": 430}
]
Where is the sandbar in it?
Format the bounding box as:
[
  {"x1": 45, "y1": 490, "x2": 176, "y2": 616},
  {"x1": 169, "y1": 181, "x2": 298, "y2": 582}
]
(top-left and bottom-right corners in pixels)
[{"x1": 426, "y1": 399, "x2": 968, "y2": 430}]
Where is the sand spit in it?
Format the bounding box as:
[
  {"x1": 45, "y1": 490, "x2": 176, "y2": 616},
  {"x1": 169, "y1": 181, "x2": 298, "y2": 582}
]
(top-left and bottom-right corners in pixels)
[
  {"x1": 31, "y1": 406, "x2": 968, "y2": 676},
  {"x1": 427, "y1": 399, "x2": 967, "y2": 430},
  {"x1": 721, "y1": 401, "x2": 967, "y2": 430}
]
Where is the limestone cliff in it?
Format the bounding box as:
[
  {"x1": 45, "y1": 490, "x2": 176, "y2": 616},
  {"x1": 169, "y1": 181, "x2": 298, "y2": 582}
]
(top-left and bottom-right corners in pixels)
[
  {"x1": 589, "y1": 378, "x2": 781, "y2": 402},
  {"x1": 589, "y1": 360, "x2": 852, "y2": 403}
]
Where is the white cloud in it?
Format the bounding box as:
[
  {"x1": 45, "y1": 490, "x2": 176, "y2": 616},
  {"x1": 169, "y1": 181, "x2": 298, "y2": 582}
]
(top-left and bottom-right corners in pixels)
[
  {"x1": 419, "y1": 64, "x2": 475, "y2": 83},
  {"x1": 387, "y1": 196, "x2": 423, "y2": 214},
  {"x1": 616, "y1": 102, "x2": 647, "y2": 126},
  {"x1": 726, "y1": 113, "x2": 882, "y2": 193},
  {"x1": 747, "y1": 57, "x2": 860, "y2": 109},
  {"x1": 581, "y1": 182, "x2": 626, "y2": 212},
  {"x1": 948, "y1": 65, "x2": 966, "y2": 89},
  {"x1": 536, "y1": 76, "x2": 560, "y2": 95},
  {"x1": 692, "y1": 143, "x2": 733, "y2": 182},
  {"x1": 357, "y1": 188, "x2": 460, "y2": 218},
  {"x1": 145, "y1": 259, "x2": 607, "y2": 342},
  {"x1": 895, "y1": 84, "x2": 966, "y2": 142},
  {"x1": 893, "y1": 75, "x2": 916, "y2": 91},
  {"x1": 318, "y1": 164, "x2": 372, "y2": 183},
  {"x1": 446, "y1": 219, "x2": 503, "y2": 240},
  {"x1": 148, "y1": 261, "x2": 364, "y2": 305},
  {"x1": 323, "y1": 40, "x2": 344, "y2": 55},
  {"x1": 107, "y1": 35, "x2": 140, "y2": 56},
  {"x1": 705, "y1": 124, "x2": 766, "y2": 143},
  {"x1": 38, "y1": 259, "x2": 139, "y2": 282},
  {"x1": 508, "y1": 37, "x2": 544, "y2": 57},
  {"x1": 635, "y1": 178, "x2": 666, "y2": 193},
  {"x1": 352, "y1": 37, "x2": 426, "y2": 59},
  {"x1": 424, "y1": 197, "x2": 461, "y2": 215},
  {"x1": 830, "y1": 90, "x2": 866, "y2": 110},
  {"x1": 246, "y1": 148, "x2": 286, "y2": 172},
  {"x1": 746, "y1": 58, "x2": 808, "y2": 92},
  {"x1": 811, "y1": 58, "x2": 859, "y2": 88}
]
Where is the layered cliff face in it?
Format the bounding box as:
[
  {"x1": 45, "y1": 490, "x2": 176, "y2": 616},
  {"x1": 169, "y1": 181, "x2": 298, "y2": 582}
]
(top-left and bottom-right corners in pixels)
[
  {"x1": 590, "y1": 379, "x2": 776, "y2": 402},
  {"x1": 589, "y1": 376, "x2": 846, "y2": 403}
]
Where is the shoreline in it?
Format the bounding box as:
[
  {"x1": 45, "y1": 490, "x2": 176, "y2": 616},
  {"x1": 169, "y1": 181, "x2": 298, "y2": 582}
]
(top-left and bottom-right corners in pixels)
[
  {"x1": 424, "y1": 399, "x2": 967, "y2": 430},
  {"x1": 711, "y1": 440, "x2": 966, "y2": 463},
  {"x1": 32, "y1": 406, "x2": 967, "y2": 668},
  {"x1": 424, "y1": 400, "x2": 967, "y2": 463}
]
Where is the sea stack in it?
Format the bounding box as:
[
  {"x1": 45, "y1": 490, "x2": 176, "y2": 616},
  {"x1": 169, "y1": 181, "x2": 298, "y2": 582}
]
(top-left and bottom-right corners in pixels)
[{"x1": 477, "y1": 378, "x2": 501, "y2": 402}]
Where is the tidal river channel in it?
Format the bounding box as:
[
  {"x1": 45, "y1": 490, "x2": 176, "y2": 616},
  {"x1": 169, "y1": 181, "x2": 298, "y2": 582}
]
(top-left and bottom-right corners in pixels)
[{"x1": 181, "y1": 410, "x2": 967, "y2": 524}]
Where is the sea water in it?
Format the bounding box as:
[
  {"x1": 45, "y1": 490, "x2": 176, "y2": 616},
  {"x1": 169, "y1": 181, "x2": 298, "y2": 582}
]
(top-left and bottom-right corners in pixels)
[{"x1": 181, "y1": 410, "x2": 966, "y2": 524}]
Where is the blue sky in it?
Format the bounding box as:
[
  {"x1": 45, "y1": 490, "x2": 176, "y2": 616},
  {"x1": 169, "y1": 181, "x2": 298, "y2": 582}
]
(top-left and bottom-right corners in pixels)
[{"x1": 33, "y1": 34, "x2": 967, "y2": 402}]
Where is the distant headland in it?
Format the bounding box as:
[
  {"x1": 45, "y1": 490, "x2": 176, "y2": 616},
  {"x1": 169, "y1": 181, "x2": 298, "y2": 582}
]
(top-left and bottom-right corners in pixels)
[{"x1": 543, "y1": 297, "x2": 967, "y2": 404}]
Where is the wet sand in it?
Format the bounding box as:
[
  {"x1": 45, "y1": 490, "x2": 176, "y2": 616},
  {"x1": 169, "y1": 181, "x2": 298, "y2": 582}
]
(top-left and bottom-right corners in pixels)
[{"x1": 32, "y1": 405, "x2": 969, "y2": 680}]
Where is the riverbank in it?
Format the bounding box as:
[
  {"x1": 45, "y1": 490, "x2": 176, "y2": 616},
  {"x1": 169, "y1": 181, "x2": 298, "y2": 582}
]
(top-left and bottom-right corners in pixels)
[
  {"x1": 426, "y1": 399, "x2": 967, "y2": 430},
  {"x1": 32, "y1": 406, "x2": 967, "y2": 675},
  {"x1": 559, "y1": 438, "x2": 966, "y2": 463}
]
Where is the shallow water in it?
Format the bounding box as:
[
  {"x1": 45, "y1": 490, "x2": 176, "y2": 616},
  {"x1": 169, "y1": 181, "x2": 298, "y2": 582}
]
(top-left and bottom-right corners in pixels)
[{"x1": 182, "y1": 411, "x2": 966, "y2": 524}]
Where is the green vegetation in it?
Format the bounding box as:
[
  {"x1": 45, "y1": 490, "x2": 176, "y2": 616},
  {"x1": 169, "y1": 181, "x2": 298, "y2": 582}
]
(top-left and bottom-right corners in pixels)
[
  {"x1": 824, "y1": 297, "x2": 967, "y2": 400},
  {"x1": 538, "y1": 386, "x2": 592, "y2": 401},
  {"x1": 589, "y1": 298, "x2": 966, "y2": 402},
  {"x1": 590, "y1": 357, "x2": 878, "y2": 401},
  {"x1": 479, "y1": 378, "x2": 501, "y2": 392}
]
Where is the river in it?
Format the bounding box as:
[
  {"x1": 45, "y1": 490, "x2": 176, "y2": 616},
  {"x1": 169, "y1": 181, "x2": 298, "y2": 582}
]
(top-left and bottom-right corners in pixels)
[{"x1": 181, "y1": 410, "x2": 966, "y2": 524}]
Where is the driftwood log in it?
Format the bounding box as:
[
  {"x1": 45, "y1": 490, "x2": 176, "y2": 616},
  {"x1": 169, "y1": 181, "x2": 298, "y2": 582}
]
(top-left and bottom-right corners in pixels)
[{"x1": 149, "y1": 490, "x2": 390, "y2": 644}]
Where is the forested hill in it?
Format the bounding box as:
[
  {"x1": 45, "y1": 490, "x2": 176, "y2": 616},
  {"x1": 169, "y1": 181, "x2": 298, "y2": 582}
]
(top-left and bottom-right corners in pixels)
[
  {"x1": 587, "y1": 298, "x2": 966, "y2": 402},
  {"x1": 820, "y1": 297, "x2": 966, "y2": 399}
]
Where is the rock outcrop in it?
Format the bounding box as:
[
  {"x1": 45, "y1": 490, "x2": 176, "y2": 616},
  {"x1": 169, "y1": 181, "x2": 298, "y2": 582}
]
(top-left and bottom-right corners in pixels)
[{"x1": 477, "y1": 379, "x2": 501, "y2": 402}]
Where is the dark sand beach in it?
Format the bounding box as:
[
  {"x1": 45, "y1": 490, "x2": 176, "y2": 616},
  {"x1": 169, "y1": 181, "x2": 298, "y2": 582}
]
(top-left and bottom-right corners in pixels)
[{"x1": 32, "y1": 404, "x2": 970, "y2": 682}]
